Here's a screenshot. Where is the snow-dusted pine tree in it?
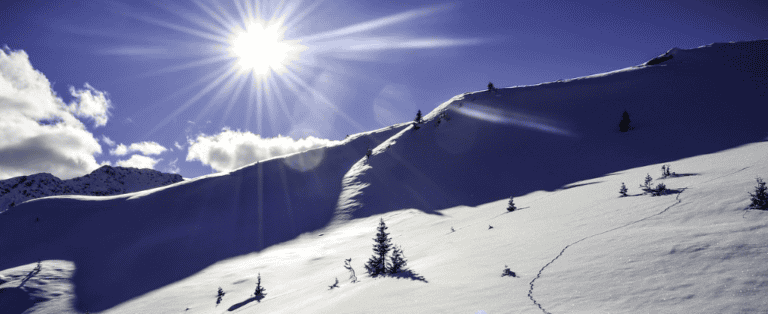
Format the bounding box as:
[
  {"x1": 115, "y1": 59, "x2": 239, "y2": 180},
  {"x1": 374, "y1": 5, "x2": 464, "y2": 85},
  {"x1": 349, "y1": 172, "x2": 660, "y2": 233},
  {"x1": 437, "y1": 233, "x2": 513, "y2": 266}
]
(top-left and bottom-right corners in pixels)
[
  {"x1": 254, "y1": 273, "x2": 266, "y2": 299},
  {"x1": 389, "y1": 245, "x2": 407, "y2": 274},
  {"x1": 415, "y1": 110, "x2": 423, "y2": 124},
  {"x1": 364, "y1": 218, "x2": 391, "y2": 277},
  {"x1": 506, "y1": 196, "x2": 517, "y2": 212},
  {"x1": 749, "y1": 177, "x2": 768, "y2": 210},
  {"x1": 620, "y1": 182, "x2": 628, "y2": 197}
]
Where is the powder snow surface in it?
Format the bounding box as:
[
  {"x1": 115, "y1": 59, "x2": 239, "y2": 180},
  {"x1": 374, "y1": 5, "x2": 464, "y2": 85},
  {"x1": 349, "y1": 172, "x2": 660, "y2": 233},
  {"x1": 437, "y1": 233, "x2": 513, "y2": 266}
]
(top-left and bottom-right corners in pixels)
[{"x1": 1, "y1": 40, "x2": 767, "y2": 314}]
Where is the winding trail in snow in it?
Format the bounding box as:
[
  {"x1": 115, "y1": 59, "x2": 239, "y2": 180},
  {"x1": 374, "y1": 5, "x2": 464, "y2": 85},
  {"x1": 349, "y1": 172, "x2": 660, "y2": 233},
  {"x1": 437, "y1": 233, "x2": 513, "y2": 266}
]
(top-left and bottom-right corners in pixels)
[
  {"x1": 527, "y1": 166, "x2": 752, "y2": 314},
  {"x1": 526, "y1": 188, "x2": 687, "y2": 314}
]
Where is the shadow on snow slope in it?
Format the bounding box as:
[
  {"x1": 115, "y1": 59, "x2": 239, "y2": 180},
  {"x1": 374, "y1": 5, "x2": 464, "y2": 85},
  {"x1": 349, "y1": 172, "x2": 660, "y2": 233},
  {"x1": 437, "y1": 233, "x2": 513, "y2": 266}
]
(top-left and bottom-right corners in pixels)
[
  {"x1": 335, "y1": 40, "x2": 768, "y2": 221},
  {"x1": 0, "y1": 124, "x2": 407, "y2": 312}
]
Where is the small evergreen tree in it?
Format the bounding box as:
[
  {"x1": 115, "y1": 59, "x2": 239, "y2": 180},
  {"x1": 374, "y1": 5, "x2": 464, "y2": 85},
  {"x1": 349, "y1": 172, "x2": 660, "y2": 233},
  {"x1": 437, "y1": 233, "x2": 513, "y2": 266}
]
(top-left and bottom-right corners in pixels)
[
  {"x1": 749, "y1": 177, "x2": 768, "y2": 210},
  {"x1": 651, "y1": 183, "x2": 667, "y2": 196},
  {"x1": 366, "y1": 146, "x2": 372, "y2": 158},
  {"x1": 254, "y1": 273, "x2": 266, "y2": 299},
  {"x1": 619, "y1": 110, "x2": 633, "y2": 132},
  {"x1": 506, "y1": 196, "x2": 517, "y2": 212},
  {"x1": 216, "y1": 287, "x2": 225, "y2": 305},
  {"x1": 488, "y1": 82, "x2": 495, "y2": 91},
  {"x1": 642, "y1": 173, "x2": 653, "y2": 191},
  {"x1": 414, "y1": 110, "x2": 423, "y2": 124},
  {"x1": 364, "y1": 218, "x2": 392, "y2": 277},
  {"x1": 661, "y1": 165, "x2": 672, "y2": 178},
  {"x1": 619, "y1": 182, "x2": 628, "y2": 197},
  {"x1": 389, "y1": 245, "x2": 408, "y2": 274}
]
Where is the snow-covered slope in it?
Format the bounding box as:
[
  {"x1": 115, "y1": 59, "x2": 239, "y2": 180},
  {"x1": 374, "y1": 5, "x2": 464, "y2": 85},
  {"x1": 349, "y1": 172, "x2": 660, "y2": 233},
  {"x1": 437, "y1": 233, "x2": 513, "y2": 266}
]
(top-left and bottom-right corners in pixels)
[
  {"x1": 0, "y1": 40, "x2": 766, "y2": 313},
  {"x1": 0, "y1": 165, "x2": 184, "y2": 212},
  {"x1": 336, "y1": 40, "x2": 768, "y2": 220}
]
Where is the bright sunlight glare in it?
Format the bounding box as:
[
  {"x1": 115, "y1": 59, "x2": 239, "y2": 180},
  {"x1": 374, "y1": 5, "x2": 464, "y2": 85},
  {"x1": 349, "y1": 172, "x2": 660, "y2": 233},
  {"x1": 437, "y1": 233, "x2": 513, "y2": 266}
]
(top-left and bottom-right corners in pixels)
[
  {"x1": 133, "y1": 1, "x2": 482, "y2": 138},
  {"x1": 230, "y1": 22, "x2": 300, "y2": 75}
]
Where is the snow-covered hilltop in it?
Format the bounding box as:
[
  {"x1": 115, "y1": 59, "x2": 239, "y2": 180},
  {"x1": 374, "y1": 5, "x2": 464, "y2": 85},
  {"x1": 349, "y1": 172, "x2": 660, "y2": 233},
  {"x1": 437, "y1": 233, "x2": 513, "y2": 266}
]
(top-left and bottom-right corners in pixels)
[
  {"x1": 0, "y1": 165, "x2": 184, "y2": 212},
  {"x1": 0, "y1": 40, "x2": 766, "y2": 314}
]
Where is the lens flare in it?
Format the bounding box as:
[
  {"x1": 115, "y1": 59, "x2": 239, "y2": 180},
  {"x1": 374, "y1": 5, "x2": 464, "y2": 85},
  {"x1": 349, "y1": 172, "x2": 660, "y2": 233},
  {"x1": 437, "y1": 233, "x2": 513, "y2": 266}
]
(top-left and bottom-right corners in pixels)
[{"x1": 454, "y1": 102, "x2": 576, "y2": 137}]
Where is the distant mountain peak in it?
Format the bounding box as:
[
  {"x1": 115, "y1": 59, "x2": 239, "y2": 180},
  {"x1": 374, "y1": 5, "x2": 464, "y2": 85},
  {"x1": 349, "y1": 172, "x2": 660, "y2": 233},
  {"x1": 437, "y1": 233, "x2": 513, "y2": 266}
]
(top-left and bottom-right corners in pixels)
[{"x1": 0, "y1": 167, "x2": 183, "y2": 212}]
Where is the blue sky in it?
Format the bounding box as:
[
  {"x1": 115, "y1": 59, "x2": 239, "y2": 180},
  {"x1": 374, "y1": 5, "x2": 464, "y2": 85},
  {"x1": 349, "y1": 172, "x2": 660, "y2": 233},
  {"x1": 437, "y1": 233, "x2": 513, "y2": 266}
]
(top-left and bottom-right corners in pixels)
[{"x1": 1, "y1": 0, "x2": 766, "y2": 179}]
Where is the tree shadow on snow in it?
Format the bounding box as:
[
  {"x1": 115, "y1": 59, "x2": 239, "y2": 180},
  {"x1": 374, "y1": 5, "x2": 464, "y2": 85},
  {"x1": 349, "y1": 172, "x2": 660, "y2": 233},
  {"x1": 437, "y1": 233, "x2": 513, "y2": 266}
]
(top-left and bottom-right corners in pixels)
[
  {"x1": 227, "y1": 295, "x2": 264, "y2": 312},
  {"x1": 560, "y1": 181, "x2": 602, "y2": 190},
  {"x1": 389, "y1": 269, "x2": 428, "y2": 283},
  {"x1": 660, "y1": 173, "x2": 699, "y2": 179}
]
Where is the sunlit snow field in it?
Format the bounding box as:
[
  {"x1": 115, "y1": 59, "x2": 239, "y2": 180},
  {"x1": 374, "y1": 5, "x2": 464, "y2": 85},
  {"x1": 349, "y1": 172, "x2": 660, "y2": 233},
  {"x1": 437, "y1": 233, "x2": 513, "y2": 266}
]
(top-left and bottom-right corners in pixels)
[{"x1": 1, "y1": 40, "x2": 767, "y2": 313}]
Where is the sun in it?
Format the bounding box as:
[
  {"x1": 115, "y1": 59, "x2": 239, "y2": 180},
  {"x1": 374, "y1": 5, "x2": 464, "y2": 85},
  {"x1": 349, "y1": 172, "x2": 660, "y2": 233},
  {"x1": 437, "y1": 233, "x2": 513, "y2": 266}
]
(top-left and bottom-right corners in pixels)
[
  {"x1": 134, "y1": 1, "x2": 480, "y2": 138},
  {"x1": 229, "y1": 22, "x2": 299, "y2": 76}
]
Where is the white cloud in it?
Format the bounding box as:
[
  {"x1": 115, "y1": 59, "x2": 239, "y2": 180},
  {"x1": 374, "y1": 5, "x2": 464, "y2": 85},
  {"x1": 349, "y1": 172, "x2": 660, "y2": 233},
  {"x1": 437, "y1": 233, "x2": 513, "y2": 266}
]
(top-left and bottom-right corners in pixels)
[
  {"x1": 128, "y1": 141, "x2": 167, "y2": 155},
  {"x1": 174, "y1": 141, "x2": 183, "y2": 150},
  {"x1": 110, "y1": 141, "x2": 167, "y2": 156},
  {"x1": 115, "y1": 154, "x2": 161, "y2": 170},
  {"x1": 186, "y1": 128, "x2": 340, "y2": 172},
  {"x1": 110, "y1": 144, "x2": 129, "y2": 156},
  {"x1": 66, "y1": 83, "x2": 112, "y2": 127},
  {"x1": 0, "y1": 47, "x2": 109, "y2": 180},
  {"x1": 102, "y1": 135, "x2": 116, "y2": 147}
]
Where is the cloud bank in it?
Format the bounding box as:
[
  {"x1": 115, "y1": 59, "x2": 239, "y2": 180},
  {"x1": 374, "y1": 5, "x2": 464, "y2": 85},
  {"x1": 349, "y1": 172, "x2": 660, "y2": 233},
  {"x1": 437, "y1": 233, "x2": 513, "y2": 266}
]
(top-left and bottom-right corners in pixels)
[
  {"x1": 0, "y1": 47, "x2": 112, "y2": 180},
  {"x1": 186, "y1": 128, "x2": 340, "y2": 172}
]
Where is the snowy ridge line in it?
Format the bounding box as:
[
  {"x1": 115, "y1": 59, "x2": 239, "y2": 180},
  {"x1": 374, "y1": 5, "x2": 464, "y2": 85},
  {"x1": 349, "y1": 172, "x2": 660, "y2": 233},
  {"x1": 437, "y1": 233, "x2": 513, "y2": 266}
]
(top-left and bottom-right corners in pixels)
[
  {"x1": 527, "y1": 164, "x2": 755, "y2": 313},
  {"x1": 527, "y1": 188, "x2": 687, "y2": 314}
]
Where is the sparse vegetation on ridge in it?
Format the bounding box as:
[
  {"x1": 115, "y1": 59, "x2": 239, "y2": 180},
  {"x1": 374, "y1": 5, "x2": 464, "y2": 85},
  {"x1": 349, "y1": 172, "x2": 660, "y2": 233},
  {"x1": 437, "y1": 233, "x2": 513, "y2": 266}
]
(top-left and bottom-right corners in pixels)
[
  {"x1": 254, "y1": 273, "x2": 266, "y2": 300},
  {"x1": 507, "y1": 196, "x2": 517, "y2": 212},
  {"x1": 216, "y1": 287, "x2": 225, "y2": 305}
]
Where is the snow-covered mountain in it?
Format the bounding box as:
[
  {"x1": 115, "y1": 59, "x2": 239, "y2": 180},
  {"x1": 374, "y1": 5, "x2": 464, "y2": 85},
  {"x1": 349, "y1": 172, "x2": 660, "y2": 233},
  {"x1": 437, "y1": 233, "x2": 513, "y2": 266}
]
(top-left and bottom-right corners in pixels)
[
  {"x1": 0, "y1": 165, "x2": 184, "y2": 212},
  {"x1": 0, "y1": 40, "x2": 766, "y2": 314}
]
